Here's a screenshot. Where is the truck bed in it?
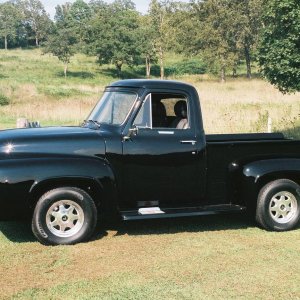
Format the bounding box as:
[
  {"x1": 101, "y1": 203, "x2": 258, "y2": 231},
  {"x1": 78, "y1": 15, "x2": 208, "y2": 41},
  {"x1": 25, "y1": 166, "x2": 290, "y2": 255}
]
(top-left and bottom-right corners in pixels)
[{"x1": 205, "y1": 132, "x2": 300, "y2": 204}]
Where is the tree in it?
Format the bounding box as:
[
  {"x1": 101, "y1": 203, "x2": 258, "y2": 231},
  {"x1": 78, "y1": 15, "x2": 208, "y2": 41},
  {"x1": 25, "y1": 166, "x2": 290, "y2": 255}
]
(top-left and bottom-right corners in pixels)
[
  {"x1": 43, "y1": 28, "x2": 76, "y2": 78},
  {"x1": 166, "y1": 2, "x2": 193, "y2": 54},
  {"x1": 0, "y1": 2, "x2": 21, "y2": 50},
  {"x1": 173, "y1": 0, "x2": 264, "y2": 81},
  {"x1": 188, "y1": 0, "x2": 240, "y2": 82},
  {"x1": 18, "y1": 0, "x2": 52, "y2": 46},
  {"x1": 86, "y1": 0, "x2": 141, "y2": 77},
  {"x1": 258, "y1": 0, "x2": 300, "y2": 93},
  {"x1": 89, "y1": 0, "x2": 109, "y2": 14},
  {"x1": 54, "y1": 3, "x2": 72, "y2": 28},
  {"x1": 66, "y1": 0, "x2": 91, "y2": 47},
  {"x1": 138, "y1": 15, "x2": 158, "y2": 78},
  {"x1": 149, "y1": 0, "x2": 173, "y2": 79},
  {"x1": 54, "y1": 1, "x2": 90, "y2": 50},
  {"x1": 231, "y1": 0, "x2": 264, "y2": 79}
]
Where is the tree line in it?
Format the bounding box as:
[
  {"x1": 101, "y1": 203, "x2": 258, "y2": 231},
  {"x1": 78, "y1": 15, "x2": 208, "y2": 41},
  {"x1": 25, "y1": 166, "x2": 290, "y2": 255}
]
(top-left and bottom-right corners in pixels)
[{"x1": 0, "y1": 0, "x2": 299, "y2": 92}]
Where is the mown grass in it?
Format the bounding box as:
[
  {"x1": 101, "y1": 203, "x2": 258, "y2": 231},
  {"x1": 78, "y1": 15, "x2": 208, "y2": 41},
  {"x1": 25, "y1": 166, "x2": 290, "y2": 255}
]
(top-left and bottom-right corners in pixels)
[
  {"x1": 0, "y1": 49, "x2": 300, "y2": 299},
  {"x1": 1, "y1": 215, "x2": 299, "y2": 299}
]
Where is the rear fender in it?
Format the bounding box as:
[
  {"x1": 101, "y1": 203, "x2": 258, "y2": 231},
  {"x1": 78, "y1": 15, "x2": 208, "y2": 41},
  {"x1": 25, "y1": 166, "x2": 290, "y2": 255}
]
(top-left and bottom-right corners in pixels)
[{"x1": 240, "y1": 159, "x2": 300, "y2": 211}]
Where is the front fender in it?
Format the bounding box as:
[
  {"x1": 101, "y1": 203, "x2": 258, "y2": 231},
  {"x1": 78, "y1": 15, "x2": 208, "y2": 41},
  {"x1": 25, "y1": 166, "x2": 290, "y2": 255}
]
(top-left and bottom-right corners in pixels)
[
  {"x1": 240, "y1": 158, "x2": 300, "y2": 210},
  {"x1": 0, "y1": 156, "x2": 116, "y2": 219}
]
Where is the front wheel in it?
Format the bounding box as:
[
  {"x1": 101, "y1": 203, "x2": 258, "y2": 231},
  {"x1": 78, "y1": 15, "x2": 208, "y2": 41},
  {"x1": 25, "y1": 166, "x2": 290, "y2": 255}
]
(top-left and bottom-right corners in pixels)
[
  {"x1": 256, "y1": 179, "x2": 300, "y2": 231},
  {"x1": 32, "y1": 187, "x2": 97, "y2": 245}
]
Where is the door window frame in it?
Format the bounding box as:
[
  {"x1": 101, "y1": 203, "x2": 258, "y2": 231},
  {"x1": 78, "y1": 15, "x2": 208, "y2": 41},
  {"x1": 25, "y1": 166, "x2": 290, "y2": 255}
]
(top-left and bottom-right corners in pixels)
[{"x1": 132, "y1": 91, "x2": 192, "y2": 133}]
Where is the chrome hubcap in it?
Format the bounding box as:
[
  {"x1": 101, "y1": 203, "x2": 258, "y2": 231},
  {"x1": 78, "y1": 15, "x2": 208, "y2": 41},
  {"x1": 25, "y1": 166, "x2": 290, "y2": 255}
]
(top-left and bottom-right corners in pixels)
[
  {"x1": 46, "y1": 200, "x2": 84, "y2": 238},
  {"x1": 269, "y1": 191, "x2": 298, "y2": 224}
]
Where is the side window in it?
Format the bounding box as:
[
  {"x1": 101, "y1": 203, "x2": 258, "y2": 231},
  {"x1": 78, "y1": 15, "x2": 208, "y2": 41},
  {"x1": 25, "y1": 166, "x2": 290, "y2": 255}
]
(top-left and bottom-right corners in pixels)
[
  {"x1": 134, "y1": 93, "x2": 189, "y2": 130},
  {"x1": 159, "y1": 96, "x2": 189, "y2": 129}
]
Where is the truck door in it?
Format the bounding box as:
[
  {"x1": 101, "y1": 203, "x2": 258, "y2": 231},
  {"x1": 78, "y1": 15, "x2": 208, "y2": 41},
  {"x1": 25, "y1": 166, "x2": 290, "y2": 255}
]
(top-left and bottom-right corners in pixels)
[{"x1": 121, "y1": 91, "x2": 206, "y2": 209}]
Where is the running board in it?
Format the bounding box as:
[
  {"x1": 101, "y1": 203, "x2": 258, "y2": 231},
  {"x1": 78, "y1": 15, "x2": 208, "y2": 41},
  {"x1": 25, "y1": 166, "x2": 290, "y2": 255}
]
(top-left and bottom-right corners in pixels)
[{"x1": 121, "y1": 205, "x2": 246, "y2": 221}]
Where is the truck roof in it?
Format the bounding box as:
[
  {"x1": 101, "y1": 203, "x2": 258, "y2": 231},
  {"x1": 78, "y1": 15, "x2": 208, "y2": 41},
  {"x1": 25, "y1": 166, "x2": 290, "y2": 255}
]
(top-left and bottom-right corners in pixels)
[{"x1": 108, "y1": 79, "x2": 196, "y2": 92}]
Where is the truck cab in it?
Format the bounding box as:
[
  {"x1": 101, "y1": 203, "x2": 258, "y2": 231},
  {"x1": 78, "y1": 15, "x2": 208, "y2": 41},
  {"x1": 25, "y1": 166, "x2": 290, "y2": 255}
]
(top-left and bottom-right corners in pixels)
[{"x1": 105, "y1": 80, "x2": 207, "y2": 211}]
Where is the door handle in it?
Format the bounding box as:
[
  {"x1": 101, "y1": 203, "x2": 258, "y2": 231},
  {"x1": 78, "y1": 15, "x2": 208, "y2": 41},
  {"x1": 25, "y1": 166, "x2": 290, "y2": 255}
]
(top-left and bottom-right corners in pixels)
[{"x1": 180, "y1": 140, "x2": 197, "y2": 145}]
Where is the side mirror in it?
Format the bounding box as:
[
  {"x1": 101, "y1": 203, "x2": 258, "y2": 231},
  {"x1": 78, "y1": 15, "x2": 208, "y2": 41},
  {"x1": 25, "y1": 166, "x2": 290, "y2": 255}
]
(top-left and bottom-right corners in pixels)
[{"x1": 123, "y1": 126, "x2": 139, "y2": 141}]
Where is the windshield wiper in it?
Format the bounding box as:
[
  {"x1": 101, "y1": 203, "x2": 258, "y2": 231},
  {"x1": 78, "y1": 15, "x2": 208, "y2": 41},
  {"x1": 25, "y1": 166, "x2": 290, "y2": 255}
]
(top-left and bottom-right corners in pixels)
[{"x1": 83, "y1": 120, "x2": 101, "y2": 128}]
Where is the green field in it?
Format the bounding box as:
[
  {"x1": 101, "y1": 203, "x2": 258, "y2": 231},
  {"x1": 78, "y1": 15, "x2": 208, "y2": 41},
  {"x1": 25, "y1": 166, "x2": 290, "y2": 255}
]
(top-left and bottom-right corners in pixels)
[
  {"x1": 1, "y1": 215, "x2": 300, "y2": 299},
  {"x1": 0, "y1": 49, "x2": 300, "y2": 299}
]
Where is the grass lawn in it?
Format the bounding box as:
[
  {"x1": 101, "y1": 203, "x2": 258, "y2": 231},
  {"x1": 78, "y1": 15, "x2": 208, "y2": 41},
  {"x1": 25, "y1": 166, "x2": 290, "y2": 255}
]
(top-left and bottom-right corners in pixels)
[{"x1": 1, "y1": 215, "x2": 299, "y2": 299}]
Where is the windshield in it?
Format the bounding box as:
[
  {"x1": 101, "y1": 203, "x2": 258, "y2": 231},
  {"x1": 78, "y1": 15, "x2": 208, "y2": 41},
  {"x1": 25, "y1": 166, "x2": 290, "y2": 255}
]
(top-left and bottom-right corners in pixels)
[{"x1": 88, "y1": 91, "x2": 137, "y2": 126}]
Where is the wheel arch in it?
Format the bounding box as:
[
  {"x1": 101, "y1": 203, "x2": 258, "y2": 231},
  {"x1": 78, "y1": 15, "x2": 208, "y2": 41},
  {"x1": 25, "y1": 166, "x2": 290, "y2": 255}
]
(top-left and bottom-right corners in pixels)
[
  {"x1": 256, "y1": 171, "x2": 300, "y2": 192},
  {"x1": 239, "y1": 158, "x2": 300, "y2": 212},
  {"x1": 29, "y1": 176, "x2": 104, "y2": 208}
]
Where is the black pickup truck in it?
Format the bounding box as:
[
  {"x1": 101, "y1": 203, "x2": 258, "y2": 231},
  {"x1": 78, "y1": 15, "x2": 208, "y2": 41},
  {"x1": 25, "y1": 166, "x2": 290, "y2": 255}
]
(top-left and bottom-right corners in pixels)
[{"x1": 1, "y1": 80, "x2": 300, "y2": 245}]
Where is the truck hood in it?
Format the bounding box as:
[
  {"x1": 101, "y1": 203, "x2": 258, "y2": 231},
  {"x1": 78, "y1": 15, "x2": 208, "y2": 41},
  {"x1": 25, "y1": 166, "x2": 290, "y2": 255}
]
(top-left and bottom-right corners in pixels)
[{"x1": 0, "y1": 126, "x2": 106, "y2": 159}]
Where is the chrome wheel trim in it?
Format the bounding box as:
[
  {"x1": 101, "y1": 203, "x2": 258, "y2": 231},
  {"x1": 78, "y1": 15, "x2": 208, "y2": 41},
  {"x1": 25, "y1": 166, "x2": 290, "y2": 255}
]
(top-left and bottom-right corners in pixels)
[
  {"x1": 269, "y1": 191, "x2": 298, "y2": 224},
  {"x1": 46, "y1": 200, "x2": 84, "y2": 238}
]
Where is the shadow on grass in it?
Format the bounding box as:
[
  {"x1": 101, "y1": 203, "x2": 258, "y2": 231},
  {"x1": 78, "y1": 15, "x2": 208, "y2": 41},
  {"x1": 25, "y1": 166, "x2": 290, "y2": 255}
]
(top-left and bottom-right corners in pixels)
[
  {"x1": 0, "y1": 213, "x2": 254, "y2": 244},
  {"x1": 229, "y1": 72, "x2": 262, "y2": 80},
  {"x1": 91, "y1": 212, "x2": 256, "y2": 242},
  {"x1": 3, "y1": 212, "x2": 299, "y2": 244},
  {"x1": 0, "y1": 221, "x2": 35, "y2": 243},
  {"x1": 56, "y1": 71, "x2": 95, "y2": 79},
  {"x1": 101, "y1": 63, "x2": 207, "y2": 80}
]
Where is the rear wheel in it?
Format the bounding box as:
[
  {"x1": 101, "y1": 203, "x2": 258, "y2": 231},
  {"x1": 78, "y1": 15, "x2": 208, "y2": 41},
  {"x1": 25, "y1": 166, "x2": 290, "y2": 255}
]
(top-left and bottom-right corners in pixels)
[
  {"x1": 256, "y1": 179, "x2": 300, "y2": 231},
  {"x1": 32, "y1": 187, "x2": 97, "y2": 245}
]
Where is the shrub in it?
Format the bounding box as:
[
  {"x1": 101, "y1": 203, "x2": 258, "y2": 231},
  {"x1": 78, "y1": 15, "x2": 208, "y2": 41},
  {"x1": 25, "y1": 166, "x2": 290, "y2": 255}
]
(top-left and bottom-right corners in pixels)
[
  {"x1": 149, "y1": 58, "x2": 207, "y2": 77},
  {"x1": 0, "y1": 93, "x2": 10, "y2": 106},
  {"x1": 169, "y1": 58, "x2": 207, "y2": 76},
  {"x1": 253, "y1": 111, "x2": 269, "y2": 132}
]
